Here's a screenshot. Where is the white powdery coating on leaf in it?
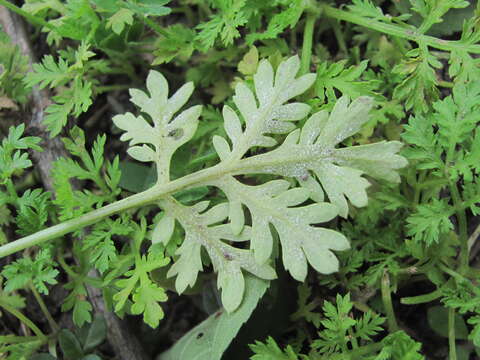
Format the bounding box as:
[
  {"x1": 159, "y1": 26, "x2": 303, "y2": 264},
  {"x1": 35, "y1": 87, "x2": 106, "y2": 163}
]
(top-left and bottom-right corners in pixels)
[{"x1": 226, "y1": 55, "x2": 315, "y2": 156}]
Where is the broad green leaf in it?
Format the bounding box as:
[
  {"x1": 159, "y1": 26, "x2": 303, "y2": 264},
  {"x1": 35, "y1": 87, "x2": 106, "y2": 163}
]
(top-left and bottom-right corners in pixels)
[
  {"x1": 59, "y1": 329, "x2": 84, "y2": 360},
  {"x1": 78, "y1": 315, "x2": 107, "y2": 352},
  {"x1": 82, "y1": 355, "x2": 103, "y2": 360},
  {"x1": 30, "y1": 354, "x2": 57, "y2": 360},
  {"x1": 427, "y1": 306, "x2": 468, "y2": 339},
  {"x1": 118, "y1": 161, "x2": 157, "y2": 193},
  {"x1": 158, "y1": 275, "x2": 269, "y2": 360}
]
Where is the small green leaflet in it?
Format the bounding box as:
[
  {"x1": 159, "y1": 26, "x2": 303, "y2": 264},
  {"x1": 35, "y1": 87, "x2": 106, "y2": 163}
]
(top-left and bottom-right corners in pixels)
[
  {"x1": 24, "y1": 48, "x2": 95, "y2": 137},
  {"x1": 315, "y1": 60, "x2": 380, "y2": 104},
  {"x1": 0, "y1": 124, "x2": 42, "y2": 182},
  {"x1": 393, "y1": 46, "x2": 441, "y2": 113},
  {"x1": 196, "y1": 0, "x2": 248, "y2": 50},
  {"x1": 2, "y1": 249, "x2": 58, "y2": 295},
  {"x1": 62, "y1": 278, "x2": 93, "y2": 327},
  {"x1": 250, "y1": 337, "x2": 301, "y2": 360},
  {"x1": 112, "y1": 219, "x2": 170, "y2": 328}
]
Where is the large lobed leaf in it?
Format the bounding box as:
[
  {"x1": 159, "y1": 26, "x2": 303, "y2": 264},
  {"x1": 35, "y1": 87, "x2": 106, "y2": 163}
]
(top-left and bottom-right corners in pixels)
[
  {"x1": 115, "y1": 56, "x2": 407, "y2": 313},
  {"x1": 238, "y1": 96, "x2": 407, "y2": 217}
]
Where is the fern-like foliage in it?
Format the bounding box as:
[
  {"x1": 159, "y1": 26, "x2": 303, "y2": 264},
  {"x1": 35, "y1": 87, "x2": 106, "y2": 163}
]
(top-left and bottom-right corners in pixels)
[
  {"x1": 112, "y1": 55, "x2": 407, "y2": 312},
  {"x1": 250, "y1": 292, "x2": 423, "y2": 360}
]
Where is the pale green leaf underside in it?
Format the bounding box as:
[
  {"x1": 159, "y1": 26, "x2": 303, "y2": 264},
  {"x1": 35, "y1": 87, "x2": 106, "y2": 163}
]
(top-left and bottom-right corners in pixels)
[
  {"x1": 112, "y1": 70, "x2": 201, "y2": 182},
  {"x1": 215, "y1": 55, "x2": 317, "y2": 159},
  {"x1": 160, "y1": 198, "x2": 275, "y2": 312},
  {"x1": 237, "y1": 96, "x2": 408, "y2": 217},
  {"x1": 115, "y1": 56, "x2": 407, "y2": 312},
  {"x1": 214, "y1": 177, "x2": 348, "y2": 281}
]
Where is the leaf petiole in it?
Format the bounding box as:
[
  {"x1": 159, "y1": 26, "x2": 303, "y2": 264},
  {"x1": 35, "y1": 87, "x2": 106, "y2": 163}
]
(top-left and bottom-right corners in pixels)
[{"x1": 320, "y1": 3, "x2": 480, "y2": 54}]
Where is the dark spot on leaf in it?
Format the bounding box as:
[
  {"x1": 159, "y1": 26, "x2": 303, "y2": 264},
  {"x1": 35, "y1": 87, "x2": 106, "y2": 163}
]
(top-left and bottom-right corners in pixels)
[
  {"x1": 299, "y1": 173, "x2": 309, "y2": 181},
  {"x1": 196, "y1": 332, "x2": 204, "y2": 339},
  {"x1": 168, "y1": 128, "x2": 183, "y2": 140},
  {"x1": 223, "y1": 252, "x2": 233, "y2": 261}
]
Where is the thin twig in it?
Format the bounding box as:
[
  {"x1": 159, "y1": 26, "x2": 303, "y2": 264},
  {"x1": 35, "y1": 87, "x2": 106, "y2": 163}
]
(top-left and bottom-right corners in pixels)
[{"x1": 468, "y1": 222, "x2": 480, "y2": 260}]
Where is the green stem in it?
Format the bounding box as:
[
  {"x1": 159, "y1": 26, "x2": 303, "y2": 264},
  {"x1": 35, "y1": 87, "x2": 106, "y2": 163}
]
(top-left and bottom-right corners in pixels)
[
  {"x1": 346, "y1": 342, "x2": 384, "y2": 358},
  {"x1": 413, "y1": 171, "x2": 427, "y2": 205},
  {"x1": 0, "y1": 133, "x2": 394, "y2": 257},
  {"x1": 5, "y1": 179, "x2": 18, "y2": 200},
  {"x1": 29, "y1": 283, "x2": 59, "y2": 332},
  {"x1": 57, "y1": 251, "x2": 77, "y2": 278},
  {"x1": 320, "y1": 4, "x2": 480, "y2": 54},
  {"x1": 330, "y1": 18, "x2": 349, "y2": 56},
  {"x1": 96, "y1": 85, "x2": 132, "y2": 94},
  {"x1": 0, "y1": 185, "x2": 160, "y2": 257},
  {"x1": 438, "y1": 80, "x2": 454, "y2": 88},
  {"x1": 381, "y1": 269, "x2": 398, "y2": 332},
  {"x1": 449, "y1": 183, "x2": 469, "y2": 273},
  {"x1": 401, "y1": 288, "x2": 442, "y2": 305},
  {"x1": 448, "y1": 307, "x2": 457, "y2": 360},
  {"x1": 300, "y1": 12, "x2": 317, "y2": 75},
  {"x1": 0, "y1": 301, "x2": 45, "y2": 337},
  {"x1": 0, "y1": 335, "x2": 45, "y2": 344},
  {"x1": 0, "y1": 0, "x2": 57, "y2": 31},
  {"x1": 0, "y1": 162, "x2": 222, "y2": 257},
  {"x1": 415, "y1": 178, "x2": 448, "y2": 190},
  {"x1": 468, "y1": 223, "x2": 480, "y2": 255},
  {"x1": 353, "y1": 301, "x2": 373, "y2": 313},
  {"x1": 391, "y1": 36, "x2": 408, "y2": 55},
  {"x1": 139, "y1": 15, "x2": 169, "y2": 36}
]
